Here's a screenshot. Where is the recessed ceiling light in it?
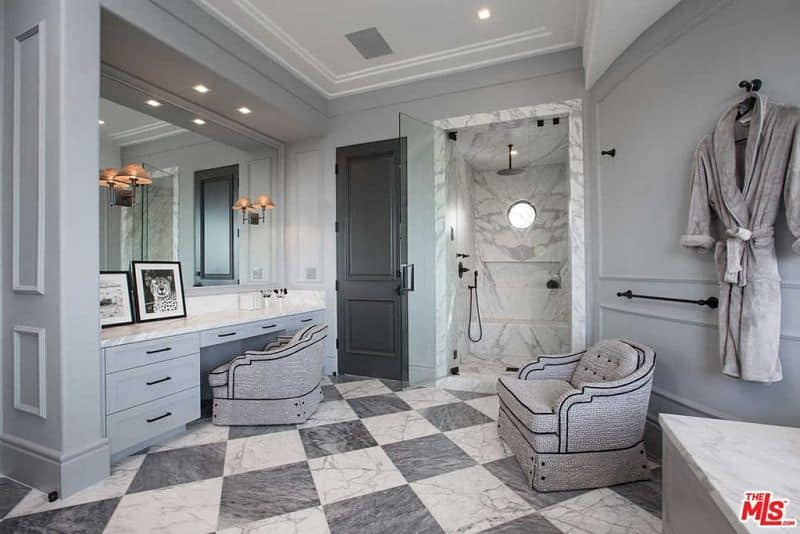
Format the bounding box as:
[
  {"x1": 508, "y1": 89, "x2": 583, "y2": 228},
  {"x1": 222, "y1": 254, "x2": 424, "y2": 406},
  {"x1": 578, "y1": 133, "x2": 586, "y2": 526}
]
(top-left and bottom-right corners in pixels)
[
  {"x1": 98, "y1": 119, "x2": 105, "y2": 125},
  {"x1": 193, "y1": 84, "x2": 210, "y2": 94},
  {"x1": 237, "y1": 107, "x2": 252, "y2": 115},
  {"x1": 193, "y1": 118, "x2": 206, "y2": 125},
  {"x1": 478, "y1": 8, "x2": 491, "y2": 20},
  {"x1": 510, "y1": 149, "x2": 518, "y2": 156},
  {"x1": 145, "y1": 99, "x2": 161, "y2": 107}
]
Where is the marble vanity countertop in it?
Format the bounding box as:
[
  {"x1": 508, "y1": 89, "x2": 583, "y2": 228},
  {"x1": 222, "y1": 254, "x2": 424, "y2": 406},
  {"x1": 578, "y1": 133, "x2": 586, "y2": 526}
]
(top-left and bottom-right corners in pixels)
[
  {"x1": 660, "y1": 414, "x2": 800, "y2": 534},
  {"x1": 101, "y1": 300, "x2": 326, "y2": 348}
]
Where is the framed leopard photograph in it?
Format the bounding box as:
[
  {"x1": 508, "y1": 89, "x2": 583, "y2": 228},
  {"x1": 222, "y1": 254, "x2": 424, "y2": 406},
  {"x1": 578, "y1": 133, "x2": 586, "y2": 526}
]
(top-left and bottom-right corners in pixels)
[{"x1": 132, "y1": 261, "x2": 187, "y2": 323}]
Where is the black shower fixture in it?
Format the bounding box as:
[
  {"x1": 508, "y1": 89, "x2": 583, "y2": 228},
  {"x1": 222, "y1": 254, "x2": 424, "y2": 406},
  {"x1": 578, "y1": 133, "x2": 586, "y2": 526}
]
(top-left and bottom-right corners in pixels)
[{"x1": 497, "y1": 144, "x2": 525, "y2": 176}]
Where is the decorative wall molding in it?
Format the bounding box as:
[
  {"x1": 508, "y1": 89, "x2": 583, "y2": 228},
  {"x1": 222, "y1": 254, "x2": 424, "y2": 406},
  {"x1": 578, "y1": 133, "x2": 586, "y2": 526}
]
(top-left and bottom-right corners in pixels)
[
  {"x1": 12, "y1": 325, "x2": 47, "y2": 418},
  {"x1": 294, "y1": 150, "x2": 323, "y2": 283},
  {"x1": 12, "y1": 22, "x2": 46, "y2": 294}
]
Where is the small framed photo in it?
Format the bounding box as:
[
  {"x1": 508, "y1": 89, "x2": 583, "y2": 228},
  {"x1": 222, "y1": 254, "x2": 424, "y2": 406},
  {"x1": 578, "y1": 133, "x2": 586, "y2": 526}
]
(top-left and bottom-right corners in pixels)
[
  {"x1": 99, "y1": 271, "x2": 135, "y2": 328},
  {"x1": 132, "y1": 261, "x2": 187, "y2": 323}
]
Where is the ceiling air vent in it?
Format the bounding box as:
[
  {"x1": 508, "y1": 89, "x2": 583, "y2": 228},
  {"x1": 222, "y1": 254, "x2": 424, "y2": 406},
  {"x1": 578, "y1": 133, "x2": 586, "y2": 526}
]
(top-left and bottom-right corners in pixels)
[{"x1": 345, "y1": 27, "x2": 393, "y2": 59}]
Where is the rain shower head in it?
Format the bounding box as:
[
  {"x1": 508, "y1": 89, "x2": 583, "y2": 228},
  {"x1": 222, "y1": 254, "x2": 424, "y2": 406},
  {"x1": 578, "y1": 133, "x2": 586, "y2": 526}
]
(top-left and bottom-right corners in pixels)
[{"x1": 497, "y1": 144, "x2": 525, "y2": 175}]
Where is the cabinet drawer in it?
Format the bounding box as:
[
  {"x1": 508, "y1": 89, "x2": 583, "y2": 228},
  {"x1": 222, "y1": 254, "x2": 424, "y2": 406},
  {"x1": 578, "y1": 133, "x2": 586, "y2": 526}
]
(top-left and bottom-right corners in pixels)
[
  {"x1": 105, "y1": 334, "x2": 200, "y2": 374},
  {"x1": 106, "y1": 353, "x2": 200, "y2": 415},
  {"x1": 107, "y1": 386, "x2": 199, "y2": 455},
  {"x1": 286, "y1": 311, "x2": 323, "y2": 332},
  {"x1": 199, "y1": 324, "x2": 255, "y2": 347},
  {"x1": 250, "y1": 318, "x2": 285, "y2": 336}
]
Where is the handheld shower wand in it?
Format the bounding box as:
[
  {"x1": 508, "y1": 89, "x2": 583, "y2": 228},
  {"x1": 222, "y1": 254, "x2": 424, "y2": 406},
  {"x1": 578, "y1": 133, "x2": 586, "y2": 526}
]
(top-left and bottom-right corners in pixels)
[{"x1": 467, "y1": 270, "x2": 483, "y2": 342}]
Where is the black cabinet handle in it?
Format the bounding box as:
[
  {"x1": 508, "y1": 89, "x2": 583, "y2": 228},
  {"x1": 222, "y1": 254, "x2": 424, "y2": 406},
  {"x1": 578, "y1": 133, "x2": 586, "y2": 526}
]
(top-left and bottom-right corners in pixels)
[
  {"x1": 300, "y1": 318, "x2": 313, "y2": 323},
  {"x1": 146, "y1": 347, "x2": 171, "y2": 355},
  {"x1": 218, "y1": 332, "x2": 237, "y2": 338},
  {"x1": 262, "y1": 324, "x2": 278, "y2": 329},
  {"x1": 146, "y1": 376, "x2": 172, "y2": 386},
  {"x1": 146, "y1": 412, "x2": 172, "y2": 423}
]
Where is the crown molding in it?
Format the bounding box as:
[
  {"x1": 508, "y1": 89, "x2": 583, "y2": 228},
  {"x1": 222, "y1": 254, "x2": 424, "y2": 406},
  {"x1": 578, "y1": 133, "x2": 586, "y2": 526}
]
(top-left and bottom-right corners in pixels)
[
  {"x1": 193, "y1": 0, "x2": 574, "y2": 98},
  {"x1": 108, "y1": 121, "x2": 187, "y2": 146}
]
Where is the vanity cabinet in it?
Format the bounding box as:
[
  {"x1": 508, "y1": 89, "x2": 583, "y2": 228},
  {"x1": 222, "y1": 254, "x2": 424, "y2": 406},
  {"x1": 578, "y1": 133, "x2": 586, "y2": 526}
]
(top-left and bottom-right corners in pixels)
[{"x1": 102, "y1": 307, "x2": 326, "y2": 459}]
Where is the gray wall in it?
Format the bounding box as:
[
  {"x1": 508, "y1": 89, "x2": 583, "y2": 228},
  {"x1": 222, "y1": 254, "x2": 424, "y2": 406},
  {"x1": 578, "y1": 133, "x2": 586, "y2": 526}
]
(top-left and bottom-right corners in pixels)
[{"x1": 590, "y1": 0, "x2": 800, "y2": 449}]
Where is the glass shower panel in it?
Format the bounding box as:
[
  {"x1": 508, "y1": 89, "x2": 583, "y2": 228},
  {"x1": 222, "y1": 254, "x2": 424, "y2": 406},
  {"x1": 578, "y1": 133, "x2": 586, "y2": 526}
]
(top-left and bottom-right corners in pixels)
[{"x1": 399, "y1": 113, "x2": 446, "y2": 386}]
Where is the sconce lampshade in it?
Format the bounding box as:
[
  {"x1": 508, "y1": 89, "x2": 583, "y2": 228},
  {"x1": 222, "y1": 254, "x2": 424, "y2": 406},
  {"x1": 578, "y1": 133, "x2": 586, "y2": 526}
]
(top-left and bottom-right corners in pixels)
[
  {"x1": 114, "y1": 163, "x2": 152, "y2": 186},
  {"x1": 99, "y1": 168, "x2": 127, "y2": 189},
  {"x1": 232, "y1": 196, "x2": 253, "y2": 211},
  {"x1": 254, "y1": 194, "x2": 275, "y2": 209}
]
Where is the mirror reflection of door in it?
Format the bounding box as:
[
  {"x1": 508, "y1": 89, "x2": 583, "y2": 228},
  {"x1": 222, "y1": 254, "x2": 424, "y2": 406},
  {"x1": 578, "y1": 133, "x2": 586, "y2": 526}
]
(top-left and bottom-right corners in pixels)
[{"x1": 195, "y1": 165, "x2": 239, "y2": 286}]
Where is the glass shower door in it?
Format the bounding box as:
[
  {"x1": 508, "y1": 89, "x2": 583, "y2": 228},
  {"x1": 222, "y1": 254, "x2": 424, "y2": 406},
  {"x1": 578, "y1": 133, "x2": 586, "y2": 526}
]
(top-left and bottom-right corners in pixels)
[{"x1": 399, "y1": 113, "x2": 447, "y2": 386}]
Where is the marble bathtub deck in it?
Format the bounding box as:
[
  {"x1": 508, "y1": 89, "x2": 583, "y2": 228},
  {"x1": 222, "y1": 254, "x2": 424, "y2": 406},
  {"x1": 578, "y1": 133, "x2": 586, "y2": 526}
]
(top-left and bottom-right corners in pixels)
[{"x1": 0, "y1": 376, "x2": 662, "y2": 534}]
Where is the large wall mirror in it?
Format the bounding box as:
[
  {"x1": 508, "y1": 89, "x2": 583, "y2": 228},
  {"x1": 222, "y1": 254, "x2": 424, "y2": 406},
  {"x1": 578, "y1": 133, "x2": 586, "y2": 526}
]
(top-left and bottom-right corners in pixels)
[{"x1": 98, "y1": 76, "x2": 284, "y2": 291}]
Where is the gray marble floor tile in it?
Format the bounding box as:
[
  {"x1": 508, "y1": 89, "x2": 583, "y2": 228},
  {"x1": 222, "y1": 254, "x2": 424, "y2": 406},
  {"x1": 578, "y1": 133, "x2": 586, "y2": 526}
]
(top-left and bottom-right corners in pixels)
[
  {"x1": 0, "y1": 477, "x2": 30, "y2": 519},
  {"x1": 479, "y1": 512, "x2": 561, "y2": 533},
  {"x1": 299, "y1": 420, "x2": 378, "y2": 459},
  {"x1": 446, "y1": 389, "x2": 494, "y2": 401},
  {"x1": 322, "y1": 384, "x2": 344, "y2": 401},
  {"x1": 328, "y1": 374, "x2": 371, "y2": 384},
  {"x1": 379, "y1": 378, "x2": 404, "y2": 392},
  {"x1": 483, "y1": 456, "x2": 587, "y2": 509},
  {"x1": 346, "y1": 393, "x2": 412, "y2": 418},
  {"x1": 217, "y1": 461, "x2": 320, "y2": 530},
  {"x1": 324, "y1": 485, "x2": 443, "y2": 534},
  {"x1": 610, "y1": 469, "x2": 662, "y2": 518},
  {"x1": 419, "y1": 401, "x2": 493, "y2": 432},
  {"x1": 382, "y1": 433, "x2": 476, "y2": 482},
  {"x1": 0, "y1": 497, "x2": 119, "y2": 534},
  {"x1": 228, "y1": 423, "x2": 297, "y2": 440},
  {"x1": 126, "y1": 441, "x2": 226, "y2": 493}
]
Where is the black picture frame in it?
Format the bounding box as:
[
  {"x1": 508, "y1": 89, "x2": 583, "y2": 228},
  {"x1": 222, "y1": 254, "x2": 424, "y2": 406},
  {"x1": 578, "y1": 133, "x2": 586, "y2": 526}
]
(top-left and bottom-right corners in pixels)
[
  {"x1": 99, "y1": 271, "x2": 135, "y2": 328},
  {"x1": 131, "y1": 261, "x2": 187, "y2": 323}
]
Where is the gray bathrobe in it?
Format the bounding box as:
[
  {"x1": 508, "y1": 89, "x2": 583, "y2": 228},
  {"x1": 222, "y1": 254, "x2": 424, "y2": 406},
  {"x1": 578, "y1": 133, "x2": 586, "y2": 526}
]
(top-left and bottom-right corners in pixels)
[{"x1": 681, "y1": 92, "x2": 800, "y2": 383}]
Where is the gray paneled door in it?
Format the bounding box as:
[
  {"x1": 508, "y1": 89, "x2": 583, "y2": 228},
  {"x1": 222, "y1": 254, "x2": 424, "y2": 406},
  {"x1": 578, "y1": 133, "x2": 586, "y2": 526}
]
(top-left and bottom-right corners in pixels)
[{"x1": 336, "y1": 139, "x2": 407, "y2": 381}]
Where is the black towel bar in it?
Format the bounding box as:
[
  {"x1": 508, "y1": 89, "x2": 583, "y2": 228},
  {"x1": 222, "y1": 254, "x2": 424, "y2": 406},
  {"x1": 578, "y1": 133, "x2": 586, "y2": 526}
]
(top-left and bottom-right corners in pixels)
[{"x1": 616, "y1": 289, "x2": 719, "y2": 309}]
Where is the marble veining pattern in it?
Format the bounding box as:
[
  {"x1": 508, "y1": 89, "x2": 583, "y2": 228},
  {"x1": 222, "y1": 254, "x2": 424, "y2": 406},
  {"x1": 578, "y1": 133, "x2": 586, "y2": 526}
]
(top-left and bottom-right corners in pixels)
[{"x1": 0, "y1": 375, "x2": 663, "y2": 533}]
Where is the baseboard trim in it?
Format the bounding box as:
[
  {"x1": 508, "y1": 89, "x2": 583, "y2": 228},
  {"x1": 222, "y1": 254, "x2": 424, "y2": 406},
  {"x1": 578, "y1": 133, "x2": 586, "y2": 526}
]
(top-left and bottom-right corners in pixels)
[{"x1": 0, "y1": 433, "x2": 110, "y2": 498}]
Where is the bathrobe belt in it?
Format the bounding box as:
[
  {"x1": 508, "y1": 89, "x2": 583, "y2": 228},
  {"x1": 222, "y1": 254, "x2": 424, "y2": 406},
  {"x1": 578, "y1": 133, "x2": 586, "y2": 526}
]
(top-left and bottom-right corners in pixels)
[{"x1": 723, "y1": 226, "x2": 774, "y2": 286}]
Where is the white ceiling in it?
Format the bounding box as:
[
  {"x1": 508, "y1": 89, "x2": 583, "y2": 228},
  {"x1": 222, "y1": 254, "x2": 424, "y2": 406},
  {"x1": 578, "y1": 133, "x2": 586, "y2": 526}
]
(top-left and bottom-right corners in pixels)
[
  {"x1": 99, "y1": 98, "x2": 187, "y2": 147},
  {"x1": 582, "y1": 0, "x2": 680, "y2": 89},
  {"x1": 193, "y1": 0, "x2": 587, "y2": 98},
  {"x1": 456, "y1": 118, "x2": 568, "y2": 172}
]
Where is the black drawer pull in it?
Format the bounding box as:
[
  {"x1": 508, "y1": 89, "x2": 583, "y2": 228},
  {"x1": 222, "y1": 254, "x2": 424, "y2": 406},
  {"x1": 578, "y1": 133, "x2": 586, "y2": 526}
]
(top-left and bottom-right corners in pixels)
[
  {"x1": 300, "y1": 318, "x2": 313, "y2": 323},
  {"x1": 218, "y1": 332, "x2": 237, "y2": 338},
  {"x1": 146, "y1": 347, "x2": 171, "y2": 355},
  {"x1": 262, "y1": 324, "x2": 278, "y2": 329},
  {"x1": 146, "y1": 412, "x2": 172, "y2": 423},
  {"x1": 146, "y1": 376, "x2": 172, "y2": 386}
]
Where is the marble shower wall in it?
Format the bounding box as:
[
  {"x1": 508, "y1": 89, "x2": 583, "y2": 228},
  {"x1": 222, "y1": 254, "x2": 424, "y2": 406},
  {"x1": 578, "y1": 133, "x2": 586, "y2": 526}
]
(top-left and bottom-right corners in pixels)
[{"x1": 453, "y1": 122, "x2": 571, "y2": 373}]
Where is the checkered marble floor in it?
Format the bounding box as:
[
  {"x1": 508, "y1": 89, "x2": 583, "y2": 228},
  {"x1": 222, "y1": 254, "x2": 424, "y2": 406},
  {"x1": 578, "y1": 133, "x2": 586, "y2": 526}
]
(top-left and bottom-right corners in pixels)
[{"x1": 0, "y1": 375, "x2": 662, "y2": 533}]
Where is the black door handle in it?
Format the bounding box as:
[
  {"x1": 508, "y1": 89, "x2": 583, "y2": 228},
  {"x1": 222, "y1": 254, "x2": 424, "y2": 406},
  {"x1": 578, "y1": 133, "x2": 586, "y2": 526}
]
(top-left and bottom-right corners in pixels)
[
  {"x1": 146, "y1": 412, "x2": 172, "y2": 423},
  {"x1": 300, "y1": 318, "x2": 313, "y2": 323},
  {"x1": 262, "y1": 324, "x2": 278, "y2": 329},
  {"x1": 146, "y1": 347, "x2": 171, "y2": 355},
  {"x1": 146, "y1": 376, "x2": 172, "y2": 386},
  {"x1": 218, "y1": 332, "x2": 237, "y2": 338}
]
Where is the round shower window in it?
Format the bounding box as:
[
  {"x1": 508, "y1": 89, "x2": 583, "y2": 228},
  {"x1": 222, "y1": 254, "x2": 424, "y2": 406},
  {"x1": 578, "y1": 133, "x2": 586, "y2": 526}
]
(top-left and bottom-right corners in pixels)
[{"x1": 507, "y1": 200, "x2": 537, "y2": 229}]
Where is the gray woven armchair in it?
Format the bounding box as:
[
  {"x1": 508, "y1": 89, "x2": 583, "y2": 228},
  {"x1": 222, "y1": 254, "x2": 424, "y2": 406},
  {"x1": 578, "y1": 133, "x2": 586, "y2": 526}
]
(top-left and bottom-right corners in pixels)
[
  {"x1": 497, "y1": 339, "x2": 655, "y2": 492},
  {"x1": 209, "y1": 324, "x2": 327, "y2": 426}
]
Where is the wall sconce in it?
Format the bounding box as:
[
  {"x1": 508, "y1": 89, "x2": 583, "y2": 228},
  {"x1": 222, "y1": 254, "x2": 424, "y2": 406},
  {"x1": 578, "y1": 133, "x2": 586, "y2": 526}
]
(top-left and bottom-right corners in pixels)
[
  {"x1": 232, "y1": 194, "x2": 275, "y2": 224},
  {"x1": 98, "y1": 167, "x2": 127, "y2": 205}
]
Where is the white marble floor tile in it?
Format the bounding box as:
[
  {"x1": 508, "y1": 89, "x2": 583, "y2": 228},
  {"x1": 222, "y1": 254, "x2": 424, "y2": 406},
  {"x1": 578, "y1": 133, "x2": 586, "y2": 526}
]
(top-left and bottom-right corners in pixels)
[
  {"x1": 540, "y1": 487, "x2": 662, "y2": 534},
  {"x1": 395, "y1": 387, "x2": 460, "y2": 410},
  {"x1": 149, "y1": 419, "x2": 229, "y2": 452},
  {"x1": 224, "y1": 430, "x2": 307, "y2": 476},
  {"x1": 104, "y1": 477, "x2": 223, "y2": 534},
  {"x1": 360, "y1": 410, "x2": 441, "y2": 445},
  {"x1": 6, "y1": 454, "x2": 146, "y2": 517},
  {"x1": 298, "y1": 400, "x2": 359, "y2": 429},
  {"x1": 445, "y1": 422, "x2": 513, "y2": 464},
  {"x1": 465, "y1": 395, "x2": 500, "y2": 420},
  {"x1": 308, "y1": 446, "x2": 406, "y2": 505},
  {"x1": 410, "y1": 465, "x2": 533, "y2": 533},
  {"x1": 216, "y1": 506, "x2": 330, "y2": 534},
  {"x1": 321, "y1": 375, "x2": 333, "y2": 386},
  {"x1": 433, "y1": 375, "x2": 497, "y2": 395},
  {"x1": 334, "y1": 379, "x2": 393, "y2": 399}
]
